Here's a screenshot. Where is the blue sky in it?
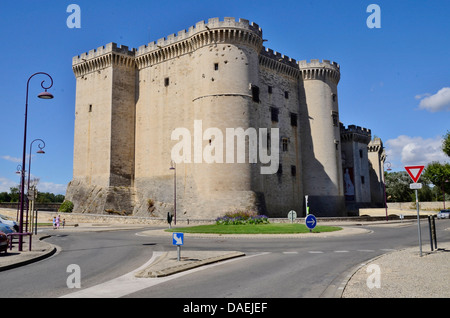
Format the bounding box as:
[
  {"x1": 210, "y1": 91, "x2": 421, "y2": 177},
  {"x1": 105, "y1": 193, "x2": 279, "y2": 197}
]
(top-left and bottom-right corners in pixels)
[{"x1": 0, "y1": 0, "x2": 449, "y2": 195}]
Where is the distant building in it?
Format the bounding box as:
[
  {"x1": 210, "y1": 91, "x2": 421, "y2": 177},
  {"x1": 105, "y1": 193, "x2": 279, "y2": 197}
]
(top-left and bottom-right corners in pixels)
[{"x1": 66, "y1": 17, "x2": 385, "y2": 218}]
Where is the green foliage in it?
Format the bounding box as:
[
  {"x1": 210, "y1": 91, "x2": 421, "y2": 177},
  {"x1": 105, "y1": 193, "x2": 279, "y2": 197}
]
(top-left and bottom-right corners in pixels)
[
  {"x1": 59, "y1": 200, "x2": 74, "y2": 213},
  {"x1": 385, "y1": 171, "x2": 414, "y2": 202},
  {"x1": 442, "y1": 131, "x2": 450, "y2": 158},
  {"x1": 423, "y1": 161, "x2": 450, "y2": 201},
  {"x1": 216, "y1": 209, "x2": 269, "y2": 225}
]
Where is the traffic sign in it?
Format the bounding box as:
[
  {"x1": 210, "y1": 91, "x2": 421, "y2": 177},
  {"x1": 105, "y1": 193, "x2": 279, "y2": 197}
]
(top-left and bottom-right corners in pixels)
[
  {"x1": 410, "y1": 183, "x2": 422, "y2": 190},
  {"x1": 288, "y1": 210, "x2": 297, "y2": 223},
  {"x1": 172, "y1": 233, "x2": 184, "y2": 246},
  {"x1": 305, "y1": 214, "x2": 317, "y2": 230},
  {"x1": 404, "y1": 165, "x2": 425, "y2": 183}
]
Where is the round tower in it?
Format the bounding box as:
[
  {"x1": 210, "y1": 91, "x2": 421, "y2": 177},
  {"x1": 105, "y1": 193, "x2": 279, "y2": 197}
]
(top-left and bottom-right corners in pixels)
[
  {"x1": 189, "y1": 18, "x2": 264, "y2": 217},
  {"x1": 298, "y1": 59, "x2": 345, "y2": 216}
]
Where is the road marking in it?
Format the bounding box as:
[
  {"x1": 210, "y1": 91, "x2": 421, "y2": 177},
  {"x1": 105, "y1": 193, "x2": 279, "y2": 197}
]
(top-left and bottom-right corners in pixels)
[
  {"x1": 357, "y1": 249, "x2": 375, "y2": 252},
  {"x1": 334, "y1": 250, "x2": 349, "y2": 253},
  {"x1": 308, "y1": 251, "x2": 323, "y2": 254},
  {"x1": 282, "y1": 251, "x2": 298, "y2": 254},
  {"x1": 60, "y1": 252, "x2": 269, "y2": 298}
]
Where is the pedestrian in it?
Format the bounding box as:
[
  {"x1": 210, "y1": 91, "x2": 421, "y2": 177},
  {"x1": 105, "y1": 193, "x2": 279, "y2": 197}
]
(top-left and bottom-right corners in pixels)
[
  {"x1": 62, "y1": 218, "x2": 65, "y2": 229},
  {"x1": 56, "y1": 215, "x2": 60, "y2": 229},
  {"x1": 52, "y1": 216, "x2": 56, "y2": 229}
]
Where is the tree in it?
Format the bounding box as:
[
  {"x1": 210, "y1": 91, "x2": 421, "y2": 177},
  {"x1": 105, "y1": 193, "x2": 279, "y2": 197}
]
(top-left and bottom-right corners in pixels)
[
  {"x1": 385, "y1": 171, "x2": 413, "y2": 202},
  {"x1": 423, "y1": 161, "x2": 450, "y2": 202},
  {"x1": 443, "y1": 131, "x2": 450, "y2": 158}
]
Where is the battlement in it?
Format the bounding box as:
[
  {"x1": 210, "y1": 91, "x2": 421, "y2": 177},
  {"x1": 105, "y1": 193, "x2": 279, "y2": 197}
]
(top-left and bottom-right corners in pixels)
[
  {"x1": 73, "y1": 42, "x2": 136, "y2": 65},
  {"x1": 340, "y1": 124, "x2": 372, "y2": 144},
  {"x1": 136, "y1": 17, "x2": 262, "y2": 57},
  {"x1": 299, "y1": 59, "x2": 340, "y2": 83}
]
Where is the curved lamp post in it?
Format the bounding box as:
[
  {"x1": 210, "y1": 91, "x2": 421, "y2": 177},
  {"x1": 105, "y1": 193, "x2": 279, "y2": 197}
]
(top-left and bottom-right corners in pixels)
[
  {"x1": 170, "y1": 161, "x2": 176, "y2": 225},
  {"x1": 25, "y1": 139, "x2": 46, "y2": 232},
  {"x1": 383, "y1": 161, "x2": 392, "y2": 222},
  {"x1": 18, "y1": 73, "x2": 53, "y2": 251}
]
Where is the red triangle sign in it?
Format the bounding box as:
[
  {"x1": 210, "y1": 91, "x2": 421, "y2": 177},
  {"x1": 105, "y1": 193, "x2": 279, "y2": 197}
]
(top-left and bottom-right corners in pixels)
[{"x1": 404, "y1": 165, "x2": 425, "y2": 183}]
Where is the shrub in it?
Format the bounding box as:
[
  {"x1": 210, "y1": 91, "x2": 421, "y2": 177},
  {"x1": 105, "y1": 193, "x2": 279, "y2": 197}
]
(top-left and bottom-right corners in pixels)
[
  {"x1": 216, "y1": 209, "x2": 269, "y2": 225},
  {"x1": 59, "y1": 200, "x2": 74, "y2": 213}
]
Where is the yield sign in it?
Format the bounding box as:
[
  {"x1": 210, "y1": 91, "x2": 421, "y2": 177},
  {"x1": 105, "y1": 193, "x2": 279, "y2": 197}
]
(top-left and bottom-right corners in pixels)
[{"x1": 404, "y1": 165, "x2": 425, "y2": 183}]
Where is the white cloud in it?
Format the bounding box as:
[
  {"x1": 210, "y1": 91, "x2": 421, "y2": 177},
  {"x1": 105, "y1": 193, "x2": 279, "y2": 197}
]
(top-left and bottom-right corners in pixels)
[
  {"x1": 0, "y1": 177, "x2": 18, "y2": 192},
  {"x1": 416, "y1": 87, "x2": 450, "y2": 112},
  {"x1": 1, "y1": 155, "x2": 22, "y2": 163},
  {"x1": 386, "y1": 135, "x2": 448, "y2": 168},
  {"x1": 38, "y1": 182, "x2": 67, "y2": 195}
]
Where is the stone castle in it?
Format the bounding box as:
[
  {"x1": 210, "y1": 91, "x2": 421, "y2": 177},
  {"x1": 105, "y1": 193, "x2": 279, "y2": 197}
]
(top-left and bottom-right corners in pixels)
[{"x1": 65, "y1": 17, "x2": 386, "y2": 218}]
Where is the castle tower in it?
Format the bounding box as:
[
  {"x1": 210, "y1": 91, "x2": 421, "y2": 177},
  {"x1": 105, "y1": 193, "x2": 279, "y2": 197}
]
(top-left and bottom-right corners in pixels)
[
  {"x1": 298, "y1": 60, "x2": 345, "y2": 216},
  {"x1": 340, "y1": 124, "x2": 372, "y2": 212},
  {"x1": 368, "y1": 137, "x2": 386, "y2": 206},
  {"x1": 66, "y1": 43, "x2": 136, "y2": 214},
  {"x1": 133, "y1": 18, "x2": 265, "y2": 218}
]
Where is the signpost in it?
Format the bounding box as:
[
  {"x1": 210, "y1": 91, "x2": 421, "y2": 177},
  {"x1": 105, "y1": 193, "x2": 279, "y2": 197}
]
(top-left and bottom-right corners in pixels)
[
  {"x1": 172, "y1": 232, "x2": 184, "y2": 261},
  {"x1": 305, "y1": 214, "x2": 317, "y2": 232},
  {"x1": 405, "y1": 165, "x2": 425, "y2": 257},
  {"x1": 288, "y1": 210, "x2": 297, "y2": 223}
]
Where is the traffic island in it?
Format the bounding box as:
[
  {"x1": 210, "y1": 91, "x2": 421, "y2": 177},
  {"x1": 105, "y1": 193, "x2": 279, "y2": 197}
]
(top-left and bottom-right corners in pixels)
[{"x1": 134, "y1": 251, "x2": 245, "y2": 278}]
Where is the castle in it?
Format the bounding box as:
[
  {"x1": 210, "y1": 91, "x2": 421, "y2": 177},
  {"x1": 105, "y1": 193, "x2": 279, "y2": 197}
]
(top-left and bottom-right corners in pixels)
[{"x1": 65, "y1": 17, "x2": 386, "y2": 218}]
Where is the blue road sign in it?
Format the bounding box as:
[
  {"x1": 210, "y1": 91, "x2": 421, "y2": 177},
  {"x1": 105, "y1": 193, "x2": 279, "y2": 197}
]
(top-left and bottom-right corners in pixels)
[
  {"x1": 305, "y1": 214, "x2": 317, "y2": 230},
  {"x1": 172, "y1": 233, "x2": 184, "y2": 245}
]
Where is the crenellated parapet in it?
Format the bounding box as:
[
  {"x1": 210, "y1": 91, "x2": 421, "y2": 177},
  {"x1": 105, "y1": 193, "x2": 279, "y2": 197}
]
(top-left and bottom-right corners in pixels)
[
  {"x1": 259, "y1": 47, "x2": 300, "y2": 78},
  {"x1": 72, "y1": 43, "x2": 136, "y2": 77},
  {"x1": 340, "y1": 124, "x2": 372, "y2": 144},
  {"x1": 135, "y1": 17, "x2": 263, "y2": 69},
  {"x1": 299, "y1": 59, "x2": 340, "y2": 84}
]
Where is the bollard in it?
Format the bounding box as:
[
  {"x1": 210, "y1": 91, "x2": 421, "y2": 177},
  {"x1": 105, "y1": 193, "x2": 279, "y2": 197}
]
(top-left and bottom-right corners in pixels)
[
  {"x1": 431, "y1": 215, "x2": 437, "y2": 249},
  {"x1": 428, "y1": 216, "x2": 434, "y2": 251}
]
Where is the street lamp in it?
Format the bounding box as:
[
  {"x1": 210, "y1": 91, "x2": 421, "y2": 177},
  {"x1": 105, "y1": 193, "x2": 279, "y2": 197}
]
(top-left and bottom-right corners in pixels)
[
  {"x1": 18, "y1": 73, "x2": 53, "y2": 251},
  {"x1": 26, "y1": 139, "x2": 46, "y2": 232},
  {"x1": 383, "y1": 161, "x2": 392, "y2": 222},
  {"x1": 169, "y1": 161, "x2": 176, "y2": 225}
]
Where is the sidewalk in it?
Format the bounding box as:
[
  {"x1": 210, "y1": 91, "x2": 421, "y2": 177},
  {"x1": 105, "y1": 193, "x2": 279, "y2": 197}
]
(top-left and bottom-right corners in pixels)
[{"x1": 1, "y1": 220, "x2": 449, "y2": 298}]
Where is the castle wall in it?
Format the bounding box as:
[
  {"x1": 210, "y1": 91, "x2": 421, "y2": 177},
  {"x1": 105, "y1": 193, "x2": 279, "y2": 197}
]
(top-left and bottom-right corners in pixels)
[{"x1": 67, "y1": 17, "x2": 378, "y2": 218}]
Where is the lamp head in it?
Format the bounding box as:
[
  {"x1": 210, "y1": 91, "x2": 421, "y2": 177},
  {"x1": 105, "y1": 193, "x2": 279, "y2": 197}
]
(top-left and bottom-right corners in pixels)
[{"x1": 37, "y1": 90, "x2": 54, "y2": 99}]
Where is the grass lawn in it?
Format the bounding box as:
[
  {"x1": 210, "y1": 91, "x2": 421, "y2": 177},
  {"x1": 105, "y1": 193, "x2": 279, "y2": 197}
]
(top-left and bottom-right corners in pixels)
[{"x1": 166, "y1": 223, "x2": 341, "y2": 234}]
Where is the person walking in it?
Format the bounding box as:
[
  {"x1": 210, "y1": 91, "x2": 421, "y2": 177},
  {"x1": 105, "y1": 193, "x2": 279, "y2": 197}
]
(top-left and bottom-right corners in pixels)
[
  {"x1": 52, "y1": 216, "x2": 56, "y2": 229},
  {"x1": 56, "y1": 215, "x2": 60, "y2": 229}
]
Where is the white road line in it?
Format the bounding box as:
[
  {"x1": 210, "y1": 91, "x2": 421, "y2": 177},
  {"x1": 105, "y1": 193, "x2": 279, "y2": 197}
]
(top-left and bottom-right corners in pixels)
[
  {"x1": 308, "y1": 251, "x2": 323, "y2": 254},
  {"x1": 282, "y1": 251, "x2": 298, "y2": 254},
  {"x1": 334, "y1": 250, "x2": 349, "y2": 253},
  {"x1": 357, "y1": 249, "x2": 375, "y2": 252},
  {"x1": 60, "y1": 252, "x2": 269, "y2": 298}
]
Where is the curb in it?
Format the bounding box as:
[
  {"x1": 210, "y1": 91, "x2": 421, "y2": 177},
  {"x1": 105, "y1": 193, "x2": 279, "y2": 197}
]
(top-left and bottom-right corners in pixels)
[
  {"x1": 135, "y1": 251, "x2": 246, "y2": 278},
  {"x1": 0, "y1": 235, "x2": 57, "y2": 272}
]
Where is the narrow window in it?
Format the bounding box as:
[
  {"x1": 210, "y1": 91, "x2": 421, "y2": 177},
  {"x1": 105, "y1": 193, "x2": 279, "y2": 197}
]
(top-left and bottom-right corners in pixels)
[
  {"x1": 332, "y1": 111, "x2": 339, "y2": 127},
  {"x1": 359, "y1": 149, "x2": 363, "y2": 158},
  {"x1": 271, "y1": 107, "x2": 279, "y2": 122},
  {"x1": 291, "y1": 165, "x2": 296, "y2": 177},
  {"x1": 214, "y1": 63, "x2": 219, "y2": 71},
  {"x1": 268, "y1": 86, "x2": 273, "y2": 94},
  {"x1": 361, "y1": 176, "x2": 365, "y2": 184},
  {"x1": 164, "y1": 77, "x2": 170, "y2": 87},
  {"x1": 290, "y1": 113, "x2": 298, "y2": 126},
  {"x1": 332, "y1": 93, "x2": 337, "y2": 102},
  {"x1": 88, "y1": 104, "x2": 92, "y2": 112},
  {"x1": 282, "y1": 138, "x2": 289, "y2": 152},
  {"x1": 251, "y1": 85, "x2": 260, "y2": 103},
  {"x1": 284, "y1": 91, "x2": 289, "y2": 99}
]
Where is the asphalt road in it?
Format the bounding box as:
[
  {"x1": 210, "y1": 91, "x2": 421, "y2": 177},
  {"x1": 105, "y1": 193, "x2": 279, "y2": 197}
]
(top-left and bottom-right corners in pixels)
[{"x1": 0, "y1": 220, "x2": 445, "y2": 298}]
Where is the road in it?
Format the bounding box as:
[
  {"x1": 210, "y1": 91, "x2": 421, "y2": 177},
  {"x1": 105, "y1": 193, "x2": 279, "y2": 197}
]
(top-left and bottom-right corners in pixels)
[{"x1": 0, "y1": 220, "x2": 446, "y2": 298}]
